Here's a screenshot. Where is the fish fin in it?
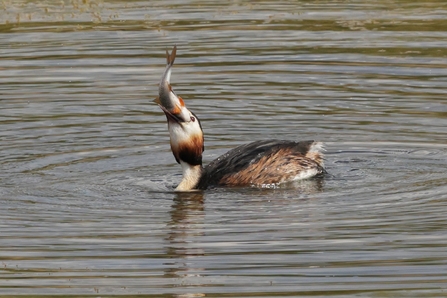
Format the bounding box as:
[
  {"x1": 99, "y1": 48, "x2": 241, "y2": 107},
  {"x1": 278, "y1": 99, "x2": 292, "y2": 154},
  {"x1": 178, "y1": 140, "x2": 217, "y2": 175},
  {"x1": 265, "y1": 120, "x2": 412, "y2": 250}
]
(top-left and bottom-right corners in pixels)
[
  {"x1": 154, "y1": 96, "x2": 161, "y2": 104},
  {"x1": 178, "y1": 96, "x2": 185, "y2": 107},
  {"x1": 166, "y1": 45, "x2": 177, "y2": 66}
]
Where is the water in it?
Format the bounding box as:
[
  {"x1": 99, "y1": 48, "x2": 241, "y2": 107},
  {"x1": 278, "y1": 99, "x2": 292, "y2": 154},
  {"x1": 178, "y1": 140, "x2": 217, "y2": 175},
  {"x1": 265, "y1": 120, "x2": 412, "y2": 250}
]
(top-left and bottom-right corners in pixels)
[{"x1": 1, "y1": 0, "x2": 447, "y2": 296}]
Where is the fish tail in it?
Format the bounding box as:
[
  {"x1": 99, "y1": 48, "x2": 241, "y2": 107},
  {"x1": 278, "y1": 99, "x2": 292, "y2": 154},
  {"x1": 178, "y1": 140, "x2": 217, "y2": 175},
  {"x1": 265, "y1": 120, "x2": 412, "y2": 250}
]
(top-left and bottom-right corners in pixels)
[{"x1": 166, "y1": 45, "x2": 177, "y2": 66}]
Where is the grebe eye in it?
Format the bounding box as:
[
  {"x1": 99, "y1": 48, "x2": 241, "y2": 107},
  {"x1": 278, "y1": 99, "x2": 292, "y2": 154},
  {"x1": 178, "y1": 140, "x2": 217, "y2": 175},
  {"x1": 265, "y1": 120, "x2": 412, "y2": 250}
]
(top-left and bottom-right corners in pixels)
[{"x1": 190, "y1": 116, "x2": 195, "y2": 122}]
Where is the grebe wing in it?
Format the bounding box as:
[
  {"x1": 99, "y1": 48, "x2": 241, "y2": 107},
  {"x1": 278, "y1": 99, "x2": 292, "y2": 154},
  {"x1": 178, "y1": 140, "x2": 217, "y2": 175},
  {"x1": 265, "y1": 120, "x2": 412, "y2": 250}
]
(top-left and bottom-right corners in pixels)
[{"x1": 198, "y1": 139, "x2": 325, "y2": 188}]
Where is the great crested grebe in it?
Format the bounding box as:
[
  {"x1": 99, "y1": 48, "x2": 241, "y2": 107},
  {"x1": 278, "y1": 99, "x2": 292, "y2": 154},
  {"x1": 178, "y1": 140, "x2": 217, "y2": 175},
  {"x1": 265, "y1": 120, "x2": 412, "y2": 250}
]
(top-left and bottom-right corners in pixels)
[{"x1": 155, "y1": 46, "x2": 326, "y2": 191}]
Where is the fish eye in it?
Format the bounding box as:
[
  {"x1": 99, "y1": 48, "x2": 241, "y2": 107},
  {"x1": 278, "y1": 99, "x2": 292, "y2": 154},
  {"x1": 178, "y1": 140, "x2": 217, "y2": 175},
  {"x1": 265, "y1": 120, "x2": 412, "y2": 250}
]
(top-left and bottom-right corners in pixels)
[{"x1": 190, "y1": 116, "x2": 195, "y2": 122}]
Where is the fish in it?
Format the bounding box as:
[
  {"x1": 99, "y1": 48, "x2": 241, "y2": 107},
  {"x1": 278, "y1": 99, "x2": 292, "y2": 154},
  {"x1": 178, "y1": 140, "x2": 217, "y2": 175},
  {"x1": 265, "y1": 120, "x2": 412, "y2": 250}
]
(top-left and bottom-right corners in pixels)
[{"x1": 154, "y1": 45, "x2": 190, "y2": 122}]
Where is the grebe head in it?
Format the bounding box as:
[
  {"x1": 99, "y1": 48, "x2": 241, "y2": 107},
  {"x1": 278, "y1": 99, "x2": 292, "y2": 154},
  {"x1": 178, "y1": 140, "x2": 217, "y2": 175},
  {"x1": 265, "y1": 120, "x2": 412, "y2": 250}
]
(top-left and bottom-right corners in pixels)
[
  {"x1": 158, "y1": 104, "x2": 204, "y2": 191},
  {"x1": 158, "y1": 104, "x2": 204, "y2": 167}
]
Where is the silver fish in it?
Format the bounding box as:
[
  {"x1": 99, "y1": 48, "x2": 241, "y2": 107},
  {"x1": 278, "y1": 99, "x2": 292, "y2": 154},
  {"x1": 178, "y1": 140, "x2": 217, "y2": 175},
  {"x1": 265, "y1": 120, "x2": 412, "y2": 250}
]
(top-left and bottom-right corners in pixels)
[{"x1": 155, "y1": 46, "x2": 190, "y2": 122}]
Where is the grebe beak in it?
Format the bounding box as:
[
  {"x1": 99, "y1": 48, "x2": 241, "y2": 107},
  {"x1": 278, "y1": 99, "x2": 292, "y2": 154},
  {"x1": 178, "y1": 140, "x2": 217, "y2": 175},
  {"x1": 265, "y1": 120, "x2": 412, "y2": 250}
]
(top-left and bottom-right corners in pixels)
[
  {"x1": 157, "y1": 103, "x2": 185, "y2": 123},
  {"x1": 154, "y1": 96, "x2": 188, "y2": 123}
]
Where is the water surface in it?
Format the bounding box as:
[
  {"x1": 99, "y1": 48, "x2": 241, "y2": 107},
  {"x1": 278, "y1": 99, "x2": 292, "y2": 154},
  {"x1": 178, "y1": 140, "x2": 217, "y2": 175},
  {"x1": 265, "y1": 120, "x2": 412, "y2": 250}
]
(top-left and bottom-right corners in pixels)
[{"x1": 1, "y1": 0, "x2": 447, "y2": 297}]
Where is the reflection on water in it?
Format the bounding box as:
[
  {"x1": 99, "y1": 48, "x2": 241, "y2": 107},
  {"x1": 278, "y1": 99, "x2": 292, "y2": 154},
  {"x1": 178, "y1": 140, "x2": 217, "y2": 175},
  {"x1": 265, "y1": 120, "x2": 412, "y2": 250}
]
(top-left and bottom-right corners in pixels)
[
  {"x1": 165, "y1": 192, "x2": 206, "y2": 296},
  {"x1": 1, "y1": 0, "x2": 447, "y2": 297}
]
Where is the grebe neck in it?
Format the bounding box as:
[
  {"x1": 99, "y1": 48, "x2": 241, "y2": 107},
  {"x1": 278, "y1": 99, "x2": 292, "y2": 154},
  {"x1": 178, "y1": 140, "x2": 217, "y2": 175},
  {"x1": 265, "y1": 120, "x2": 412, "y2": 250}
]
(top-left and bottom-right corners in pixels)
[{"x1": 175, "y1": 161, "x2": 203, "y2": 191}]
